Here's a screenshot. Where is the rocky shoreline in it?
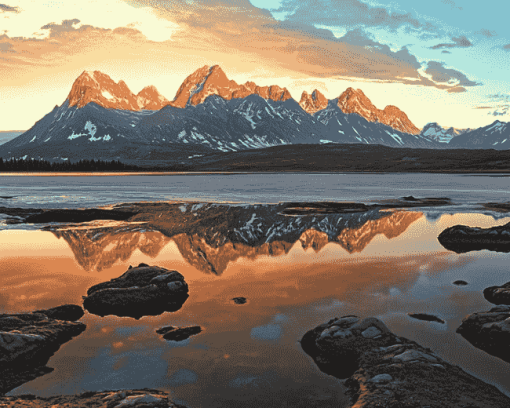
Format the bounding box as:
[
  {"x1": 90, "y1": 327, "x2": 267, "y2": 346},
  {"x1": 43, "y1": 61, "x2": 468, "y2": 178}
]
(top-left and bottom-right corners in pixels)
[{"x1": 301, "y1": 315, "x2": 510, "y2": 407}]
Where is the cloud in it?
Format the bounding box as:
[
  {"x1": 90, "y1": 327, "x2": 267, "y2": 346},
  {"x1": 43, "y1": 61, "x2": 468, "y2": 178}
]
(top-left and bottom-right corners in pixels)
[
  {"x1": 430, "y1": 35, "x2": 472, "y2": 49},
  {"x1": 474, "y1": 94, "x2": 510, "y2": 116},
  {"x1": 425, "y1": 61, "x2": 479, "y2": 88},
  {"x1": 0, "y1": 3, "x2": 18, "y2": 13},
  {"x1": 40, "y1": 19, "x2": 82, "y2": 36},
  {"x1": 270, "y1": 0, "x2": 428, "y2": 31},
  {"x1": 441, "y1": 0, "x2": 462, "y2": 10},
  {"x1": 475, "y1": 28, "x2": 497, "y2": 38},
  {"x1": 0, "y1": 0, "x2": 178, "y2": 42},
  {"x1": 503, "y1": 44, "x2": 510, "y2": 51},
  {"x1": 441, "y1": 50, "x2": 451, "y2": 54}
]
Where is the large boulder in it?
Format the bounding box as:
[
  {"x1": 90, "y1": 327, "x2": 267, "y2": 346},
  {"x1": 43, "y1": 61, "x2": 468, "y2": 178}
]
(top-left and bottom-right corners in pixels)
[
  {"x1": 83, "y1": 263, "x2": 189, "y2": 319},
  {"x1": 457, "y1": 305, "x2": 510, "y2": 363},
  {"x1": 484, "y1": 281, "x2": 510, "y2": 305},
  {"x1": 0, "y1": 306, "x2": 86, "y2": 395},
  {"x1": 438, "y1": 223, "x2": 510, "y2": 253},
  {"x1": 0, "y1": 389, "x2": 187, "y2": 407},
  {"x1": 301, "y1": 315, "x2": 510, "y2": 408}
]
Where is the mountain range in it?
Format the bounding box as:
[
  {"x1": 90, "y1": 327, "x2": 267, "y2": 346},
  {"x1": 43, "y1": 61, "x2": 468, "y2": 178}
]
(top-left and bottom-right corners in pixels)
[{"x1": 1, "y1": 65, "x2": 509, "y2": 163}]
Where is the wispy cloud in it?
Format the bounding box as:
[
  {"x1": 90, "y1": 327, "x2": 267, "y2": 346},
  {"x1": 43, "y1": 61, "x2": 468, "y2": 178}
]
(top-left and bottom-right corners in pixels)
[
  {"x1": 430, "y1": 35, "x2": 472, "y2": 49},
  {"x1": 503, "y1": 44, "x2": 510, "y2": 51},
  {"x1": 271, "y1": 0, "x2": 429, "y2": 31},
  {"x1": 441, "y1": 0, "x2": 462, "y2": 11},
  {"x1": 475, "y1": 28, "x2": 497, "y2": 38},
  {"x1": 0, "y1": 3, "x2": 19, "y2": 13}
]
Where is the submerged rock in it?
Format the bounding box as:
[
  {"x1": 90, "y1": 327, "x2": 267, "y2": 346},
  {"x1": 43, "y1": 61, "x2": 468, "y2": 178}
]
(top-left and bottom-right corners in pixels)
[
  {"x1": 232, "y1": 297, "x2": 247, "y2": 305},
  {"x1": 156, "y1": 325, "x2": 202, "y2": 341},
  {"x1": 438, "y1": 223, "x2": 510, "y2": 253},
  {"x1": 24, "y1": 208, "x2": 136, "y2": 224},
  {"x1": 408, "y1": 313, "x2": 445, "y2": 324},
  {"x1": 83, "y1": 264, "x2": 189, "y2": 319},
  {"x1": 0, "y1": 306, "x2": 86, "y2": 395},
  {"x1": 457, "y1": 305, "x2": 510, "y2": 363},
  {"x1": 0, "y1": 389, "x2": 187, "y2": 407},
  {"x1": 301, "y1": 315, "x2": 510, "y2": 407},
  {"x1": 33, "y1": 304, "x2": 84, "y2": 321},
  {"x1": 484, "y1": 281, "x2": 510, "y2": 305}
]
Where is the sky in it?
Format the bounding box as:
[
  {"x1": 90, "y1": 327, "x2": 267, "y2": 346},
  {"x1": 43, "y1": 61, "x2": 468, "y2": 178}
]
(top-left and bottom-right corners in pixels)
[{"x1": 1, "y1": 0, "x2": 509, "y2": 131}]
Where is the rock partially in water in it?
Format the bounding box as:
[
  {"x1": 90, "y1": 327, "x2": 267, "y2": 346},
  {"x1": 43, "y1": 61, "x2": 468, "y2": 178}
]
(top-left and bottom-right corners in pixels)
[
  {"x1": 453, "y1": 280, "x2": 468, "y2": 286},
  {"x1": 33, "y1": 304, "x2": 84, "y2": 321},
  {"x1": 0, "y1": 307, "x2": 86, "y2": 395},
  {"x1": 457, "y1": 305, "x2": 510, "y2": 363},
  {"x1": 156, "y1": 325, "x2": 202, "y2": 341},
  {"x1": 438, "y1": 223, "x2": 510, "y2": 253},
  {"x1": 408, "y1": 313, "x2": 445, "y2": 324},
  {"x1": 24, "y1": 208, "x2": 136, "y2": 224},
  {"x1": 83, "y1": 264, "x2": 189, "y2": 319},
  {"x1": 0, "y1": 389, "x2": 187, "y2": 407},
  {"x1": 301, "y1": 315, "x2": 510, "y2": 407},
  {"x1": 232, "y1": 297, "x2": 247, "y2": 305},
  {"x1": 484, "y1": 281, "x2": 510, "y2": 305}
]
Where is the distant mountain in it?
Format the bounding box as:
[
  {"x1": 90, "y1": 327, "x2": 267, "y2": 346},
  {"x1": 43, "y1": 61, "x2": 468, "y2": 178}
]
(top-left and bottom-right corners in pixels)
[
  {"x1": 0, "y1": 66, "x2": 441, "y2": 162},
  {"x1": 420, "y1": 122, "x2": 471, "y2": 143},
  {"x1": 448, "y1": 120, "x2": 510, "y2": 149}
]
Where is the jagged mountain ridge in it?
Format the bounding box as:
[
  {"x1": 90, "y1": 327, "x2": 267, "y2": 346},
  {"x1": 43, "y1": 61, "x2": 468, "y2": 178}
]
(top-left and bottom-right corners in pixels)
[
  {"x1": 448, "y1": 120, "x2": 510, "y2": 150},
  {"x1": 420, "y1": 122, "x2": 471, "y2": 143},
  {"x1": 0, "y1": 67, "x2": 441, "y2": 161}
]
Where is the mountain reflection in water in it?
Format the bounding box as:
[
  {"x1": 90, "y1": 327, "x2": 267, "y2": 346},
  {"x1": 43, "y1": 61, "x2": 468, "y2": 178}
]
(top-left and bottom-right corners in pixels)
[
  {"x1": 49, "y1": 204, "x2": 423, "y2": 275},
  {"x1": 3, "y1": 208, "x2": 510, "y2": 406}
]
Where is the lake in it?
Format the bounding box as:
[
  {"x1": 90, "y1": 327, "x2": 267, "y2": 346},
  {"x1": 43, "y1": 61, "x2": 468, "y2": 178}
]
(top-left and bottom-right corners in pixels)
[{"x1": 1, "y1": 173, "x2": 510, "y2": 407}]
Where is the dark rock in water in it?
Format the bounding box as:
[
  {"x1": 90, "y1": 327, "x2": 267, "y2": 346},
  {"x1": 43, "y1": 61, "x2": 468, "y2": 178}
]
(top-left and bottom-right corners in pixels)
[
  {"x1": 301, "y1": 315, "x2": 510, "y2": 407},
  {"x1": 408, "y1": 313, "x2": 445, "y2": 324},
  {"x1": 156, "y1": 325, "x2": 202, "y2": 341},
  {"x1": 0, "y1": 389, "x2": 187, "y2": 407},
  {"x1": 83, "y1": 263, "x2": 189, "y2": 319},
  {"x1": 232, "y1": 297, "x2": 247, "y2": 305},
  {"x1": 34, "y1": 304, "x2": 84, "y2": 321},
  {"x1": 457, "y1": 305, "x2": 510, "y2": 363},
  {"x1": 281, "y1": 202, "x2": 368, "y2": 215},
  {"x1": 484, "y1": 281, "x2": 510, "y2": 305},
  {"x1": 0, "y1": 308, "x2": 86, "y2": 395},
  {"x1": 438, "y1": 223, "x2": 510, "y2": 253},
  {"x1": 25, "y1": 208, "x2": 136, "y2": 224},
  {"x1": 402, "y1": 195, "x2": 418, "y2": 201},
  {"x1": 453, "y1": 280, "x2": 468, "y2": 286}
]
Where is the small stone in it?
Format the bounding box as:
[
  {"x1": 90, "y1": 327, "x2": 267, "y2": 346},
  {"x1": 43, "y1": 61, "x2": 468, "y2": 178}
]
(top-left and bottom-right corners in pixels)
[
  {"x1": 361, "y1": 326, "x2": 382, "y2": 338},
  {"x1": 370, "y1": 374, "x2": 393, "y2": 383}
]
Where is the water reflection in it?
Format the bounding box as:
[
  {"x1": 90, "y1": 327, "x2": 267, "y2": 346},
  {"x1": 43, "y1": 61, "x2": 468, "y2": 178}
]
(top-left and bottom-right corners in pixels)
[
  {"x1": 48, "y1": 204, "x2": 424, "y2": 275},
  {"x1": 3, "y1": 210, "x2": 510, "y2": 407}
]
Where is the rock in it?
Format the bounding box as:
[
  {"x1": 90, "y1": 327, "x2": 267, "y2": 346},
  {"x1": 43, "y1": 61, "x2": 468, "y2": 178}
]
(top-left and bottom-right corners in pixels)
[
  {"x1": 0, "y1": 308, "x2": 86, "y2": 395},
  {"x1": 438, "y1": 223, "x2": 510, "y2": 253},
  {"x1": 301, "y1": 315, "x2": 510, "y2": 407},
  {"x1": 33, "y1": 304, "x2": 84, "y2": 321},
  {"x1": 83, "y1": 264, "x2": 189, "y2": 319},
  {"x1": 408, "y1": 313, "x2": 445, "y2": 324},
  {"x1": 453, "y1": 280, "x2": 468, "y2": 286},
  {"x1": 156, "y1": 325, "x2": 202, "y2": 341},
  {"x1": 0, "y1": 389, "x2": 187, "y2": 407},
  {"x1": 24, "y1": 208, "x2": 136, "y2": 224},
  {"x1": 483, "y1": 281, "x2": 510, "y2": 305},
  {"x1": 232, "y1": 297, "x2": 247, "y2": 305},
  {"x1": 457, "y1": 305, "x2": 510, "y2": 363}
]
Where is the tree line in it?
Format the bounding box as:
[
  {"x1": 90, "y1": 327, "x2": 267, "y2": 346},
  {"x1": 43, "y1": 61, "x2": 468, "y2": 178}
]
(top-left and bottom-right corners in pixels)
[{"x1": 0, "y1": 158, "x2": 142, "y2": 172}]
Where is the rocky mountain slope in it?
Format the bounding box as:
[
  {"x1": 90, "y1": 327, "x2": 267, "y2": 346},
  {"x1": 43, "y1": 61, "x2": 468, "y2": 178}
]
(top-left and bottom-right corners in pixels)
[{"x1": 0, "y1": 66, "x2": 440, "y2": 162}]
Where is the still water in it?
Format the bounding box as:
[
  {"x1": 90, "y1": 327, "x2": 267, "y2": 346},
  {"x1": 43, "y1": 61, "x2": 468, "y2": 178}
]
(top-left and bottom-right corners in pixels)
[
  {"x1": 1, "y1": 201, "x2": 510, "y2": 406},
  {"x1": 0, "y1": 173, "x2": 510, "y2": 208}
]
